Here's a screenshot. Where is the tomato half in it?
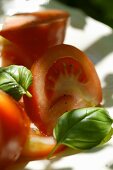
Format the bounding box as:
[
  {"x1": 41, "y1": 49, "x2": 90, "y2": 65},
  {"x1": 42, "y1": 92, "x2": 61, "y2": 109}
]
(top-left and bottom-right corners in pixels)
[
  {"x1": 0, "y1": 90, "x2": 29, "y2": 167},
  {"x1": 0, "y1": 10, "x2": 69, "y2": 68},
  {"x1": 24, "y1": 44, "x2": 102, "y2": 136}
]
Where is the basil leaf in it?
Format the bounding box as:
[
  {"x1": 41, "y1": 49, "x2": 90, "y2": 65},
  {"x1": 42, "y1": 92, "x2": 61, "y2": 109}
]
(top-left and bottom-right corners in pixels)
[
  {"x1": 100, "y1": 128, "x2": 113, "y2": 145},
  {"x1": 54, "y1": 107, "x2": 113, "y2": 150},
  {"x1": 0, "y1": 65, "x2": 32, "y2": 100}
]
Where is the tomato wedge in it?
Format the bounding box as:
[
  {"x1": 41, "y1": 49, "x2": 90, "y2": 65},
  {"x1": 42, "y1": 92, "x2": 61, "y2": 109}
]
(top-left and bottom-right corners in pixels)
[
  {"x1": 0, "y1": 90, "x2": 29, "y2": 167},
  {"x1": 6, "y1": 129, "x2": 78, "y2": 170},
  {"x1": 20, "y1": 127, "x2": 67, "y2": 161},
  {"x1": 24, "y1": 44, "x2": 102, "y2": 136},
  {"x1": 0, "y1": 10, "x2": 69, "y2": 68}
]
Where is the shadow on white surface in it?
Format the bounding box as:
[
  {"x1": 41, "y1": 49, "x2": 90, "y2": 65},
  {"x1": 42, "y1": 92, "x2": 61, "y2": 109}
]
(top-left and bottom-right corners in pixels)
[
  {"x1": 84, "y1": 32, "x2": 113, "y2": 65},
  {"x1": 41, "y1": 0, "x2": 87, "y2": 29}
]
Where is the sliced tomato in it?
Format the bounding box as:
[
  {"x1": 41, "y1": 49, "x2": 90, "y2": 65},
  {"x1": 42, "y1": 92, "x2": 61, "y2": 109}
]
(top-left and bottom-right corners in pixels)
[
  {"x1": 6, "y1": 129, "x2": 78, "y2": 170},
  {"x1": 24, "y1": 44, "x2": 102, "y2": 136},
  {"x1": 0, "y1": 90, "x2": 30, "y2": 167},
  {"x1": 20, "y1": 127, "x2": 66, "y2": 161},
  {"x1": 0, "y1": 10, "x2": 69, "y2": 68}
]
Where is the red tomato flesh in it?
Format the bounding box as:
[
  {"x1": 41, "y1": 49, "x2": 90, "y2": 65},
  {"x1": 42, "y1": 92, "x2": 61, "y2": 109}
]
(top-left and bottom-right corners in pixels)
[
  {"x1": 24, "y1": 44, "x2": 102, "y2": 136},
  {"x1": 0, "y1": 10, "x2": 69, "y2": 68}
]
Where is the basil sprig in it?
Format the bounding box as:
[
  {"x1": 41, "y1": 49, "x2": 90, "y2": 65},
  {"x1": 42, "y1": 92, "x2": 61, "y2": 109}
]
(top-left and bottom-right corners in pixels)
[
  {"x1": 48, "y1": 107, "x2": 113, "y2": 158},
  {"x1": 0, "y1": 65, "x2": 32, "y2": 100}
]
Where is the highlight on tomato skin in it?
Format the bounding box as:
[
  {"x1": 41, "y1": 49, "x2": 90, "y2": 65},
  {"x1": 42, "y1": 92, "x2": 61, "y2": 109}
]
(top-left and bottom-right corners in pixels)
[
  {"x1": 0, "y1": 10, "x2": 69, "y2": 68},
  {"x1": 24, "y1": 44, "x2": 102, "y2": 136},
  {"x1": 0, "y1": 90, "x2": 30, "y2": 167}
]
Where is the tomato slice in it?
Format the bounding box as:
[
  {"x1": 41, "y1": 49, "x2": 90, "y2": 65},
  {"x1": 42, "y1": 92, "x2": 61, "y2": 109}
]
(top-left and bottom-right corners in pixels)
[
  {"x1": 6, "y1": 129, "x2": 78, "y2": 170},
  {"x1": 24, "y1": 44, "x2": 102, "y2": 136},
  {"x1": 20, "y1": 127, "x2": 66, "y2": 161},
  {"x1": 0, "y1": 10, "x2": 69, "y2": 68},
  {"x1": 0, "y1": 90, "x2": 29, "y2": 167}
]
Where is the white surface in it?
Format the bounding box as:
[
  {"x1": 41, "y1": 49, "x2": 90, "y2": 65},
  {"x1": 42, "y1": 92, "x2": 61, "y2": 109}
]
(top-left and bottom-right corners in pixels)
[{"x1": 1, "y1": 1, "x2": 113, "y2": 170}]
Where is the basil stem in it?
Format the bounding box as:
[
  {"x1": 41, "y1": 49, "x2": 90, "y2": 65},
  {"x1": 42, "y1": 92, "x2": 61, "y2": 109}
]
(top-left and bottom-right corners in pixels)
[
  {"x1": 0, "y1": 65, "x2": 32, "y2": 100},
  {"x1": 48, "y1": 107, "x2": 113, "y2": 158}
]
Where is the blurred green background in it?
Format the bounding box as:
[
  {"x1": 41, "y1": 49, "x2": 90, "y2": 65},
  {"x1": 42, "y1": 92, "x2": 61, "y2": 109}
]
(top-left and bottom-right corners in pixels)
[{"x1": 57, "y1": 0, "x2": 113, "y2": 29}]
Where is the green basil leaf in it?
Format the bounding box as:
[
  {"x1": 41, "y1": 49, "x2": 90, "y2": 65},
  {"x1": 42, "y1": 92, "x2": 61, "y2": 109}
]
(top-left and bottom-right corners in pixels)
[
  {"x1": 0, "y1": 65, "x2": 32, "y2": 100},
  {"x1": 53, "y1": 107, "x2": 113, "y2": 150},
  {"x1": 100, "y1": 128, "x2": 113, "y2": 145}
]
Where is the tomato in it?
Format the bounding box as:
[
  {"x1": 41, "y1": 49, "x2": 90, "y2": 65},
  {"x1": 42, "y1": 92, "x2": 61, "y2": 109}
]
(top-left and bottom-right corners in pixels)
[
  {"x1": 0, "y1": 90, "x2": 29, "y2": 167},
  {"x1": 6, "y1": 129, "x2": 78, "y2": 170},
  {"x1": 20, "y1": 127, "x2": 66, "y2": 161},
  {"x1": 24, "y1": 44, "x2": 102, "y2": 136},
  {"x1": 0, "y1": 10, "x2": 69, "y2": 68}
]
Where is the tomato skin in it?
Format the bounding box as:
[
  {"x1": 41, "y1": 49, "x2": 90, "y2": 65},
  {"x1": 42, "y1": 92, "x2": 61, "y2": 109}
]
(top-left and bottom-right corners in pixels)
[
  {"x1": 24, "y1": 44, "x2": 102, "y2": 136},
  {"x1": 0, "y1": 10, "x2": 69, "y2": 68},
  {"x1": 0, "y1": 90, "x2": 30, "y2": 167}
]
